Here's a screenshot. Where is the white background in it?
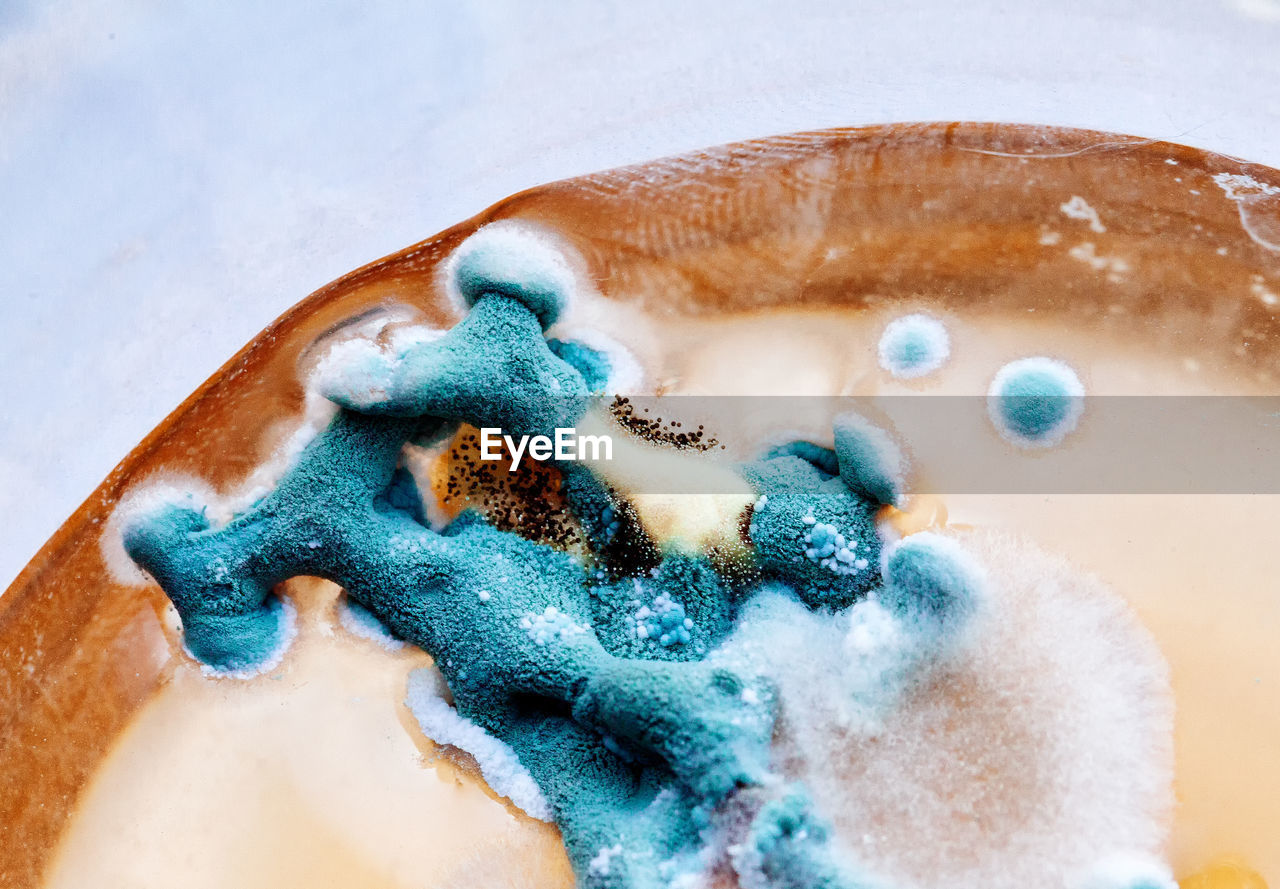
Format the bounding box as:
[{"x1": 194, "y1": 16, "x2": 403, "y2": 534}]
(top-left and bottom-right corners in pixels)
[{"x1": 3, "y1": 0, "x2": 1279, "y2": 591}]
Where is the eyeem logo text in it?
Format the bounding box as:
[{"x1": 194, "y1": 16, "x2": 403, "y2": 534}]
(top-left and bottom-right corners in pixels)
[{"x1": 480, "y1": 428, "x2": 613, "y2": 471}]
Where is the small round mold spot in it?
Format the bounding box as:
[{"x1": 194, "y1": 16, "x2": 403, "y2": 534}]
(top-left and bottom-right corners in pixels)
[
  {"x1": 987, "y1": 356, "x2": 1084, "y2": 448},
  {"x1": 878, "y1": 314, "x2": 950, "y2": 379}
]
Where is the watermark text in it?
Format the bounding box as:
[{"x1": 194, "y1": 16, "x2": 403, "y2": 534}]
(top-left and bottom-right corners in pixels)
[{"x1": 479, "y1": 428, "x2": 613, "y2": 471}]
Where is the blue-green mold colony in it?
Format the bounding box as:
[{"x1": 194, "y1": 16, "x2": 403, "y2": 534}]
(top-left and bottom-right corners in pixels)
[
  {"x1": 987, "y1": 356, "x2": 1085, "y2": 448},
  {"x1": 877, "y1": 314, "x2": 950, "y2": 380},
  {"x1": 123, "y1": 228, "x2": 986, "y2": 889}
]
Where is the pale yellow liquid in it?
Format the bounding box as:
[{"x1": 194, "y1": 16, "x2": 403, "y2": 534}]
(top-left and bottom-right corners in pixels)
[
  {"x1": 47, "y1": 580, "x2": 575, "y2": 889},
  {"x1": 49, "y1": 309, "x2": 1276, "y2": 887}
]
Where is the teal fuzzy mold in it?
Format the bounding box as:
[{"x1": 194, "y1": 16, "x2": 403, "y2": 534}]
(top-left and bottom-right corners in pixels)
[
  {"x1": 320, "y1": 293, "x2": 590, "y2": 437},
  {"x1": 987, "y1": 356, "x2": 1085, "y2": 448},
  {"x1": 549, "y1": 338, "x2": 613, "y2": 395},
  {"x1": 121, "y1": 242, "x2": 997, "y2": 889},
  {"x1": 877, "y1": 314, "x2": 950, "y2": 380},
  {"x1": 740, "y1": 790, "x2": 874, "y2": 889},
  {"x1": 832, "y1": 414, "x2": 905, "y2": 508},
  {"x1": 880, "y1": 532, "x2": 984, "y2": 632},
  {"x1": 450, "y1": 227, "x2": 574, "y2": 328},
  {"x1": 740, "y1": 450, "x2": 882, "y2": 610}
]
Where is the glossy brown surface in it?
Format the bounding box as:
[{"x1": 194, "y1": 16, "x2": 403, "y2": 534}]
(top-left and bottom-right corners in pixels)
[{"x1": 2, "y1": 122, "x2": 1278, "y2": 888}]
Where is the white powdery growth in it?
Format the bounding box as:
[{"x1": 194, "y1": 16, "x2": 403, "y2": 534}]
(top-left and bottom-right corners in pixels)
[
  {"x1": 1212, "y1": 171, "x2": 1280, "y2": 200},
  {"x1": 771, "y1": 528, "x2": 1173, "y2": 889},
  {"x1": 588, "y1": 843, "x2": 624, "y2": 878},
  {"x1": 337, "y1": 597, "x2": 405, "y2": 651},
  {"x1": 1060, "y1": 195, "x2": 1107, "y2": 233},
  {"x1": 801, "y1": 515, "x2": 870, "y2": 576},
  {"x1": 877, "y1": 314, "x2": 951, "y2": 380},
  {"x1": 441, "y1": 220, "x2": 583, "y2": 327},
  {"x1": 520, "y1": 606, "x2": 589, "y2": 646},
  {"x1": 838, "y1": 598, "x2": 920, "y2": 730},
  {"x1": 1211, "y1": 172, "x2": 1280, "y2": 253},
  {"x1": 405, "y1": 667, "x2": 553, "y2": 822},
  {"x1": 713, "y1": 587, "x2": 923, "y2": 738},
  {"x1": 312, "y1": 323, "x2": 444, "y2": 412},
  {"x1": 553, "y1": 325, "x2": 647, "y2": 395}
]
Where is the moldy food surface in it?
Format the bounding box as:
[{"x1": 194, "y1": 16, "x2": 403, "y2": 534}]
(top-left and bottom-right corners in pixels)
[{"x1": 112, "y1": 224, "x2": 1177, "y2": 889}]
